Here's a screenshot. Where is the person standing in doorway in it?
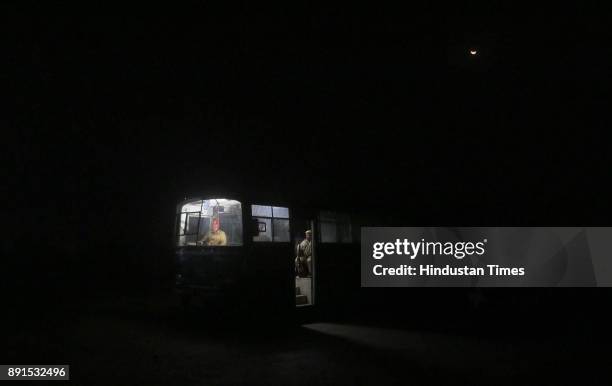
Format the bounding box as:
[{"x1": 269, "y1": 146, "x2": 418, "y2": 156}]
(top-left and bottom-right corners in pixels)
[{"x1": 295, "y1": 230, "x2": 312, "y2": 277}]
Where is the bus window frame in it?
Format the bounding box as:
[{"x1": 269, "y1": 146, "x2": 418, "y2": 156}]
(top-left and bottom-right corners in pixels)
[
  {"x1": 251, "y1": 205, "x2": 291, "y2": 243},
  {"x1": 178, "y1": 211, "x2": 203, "y2": 236},
  {"x1": 318, "y1": 212, "x2": 353, "y2": 244},
  {"x1": 175, "y1": 198, "x2": 245, "y2": 248}
]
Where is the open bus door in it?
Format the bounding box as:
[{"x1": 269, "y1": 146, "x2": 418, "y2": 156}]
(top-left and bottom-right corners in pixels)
[
  {"x1": 293, "y1": 218, "x2": 315, "y2": 308},
  {"x1": 290, "y1": 207, "x2": 318, "y2": 323}
]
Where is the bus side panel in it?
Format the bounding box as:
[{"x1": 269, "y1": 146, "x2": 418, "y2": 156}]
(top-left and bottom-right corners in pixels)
[
  {"x1": 175, "y1": 247, "x2": 247, "y2": 303},
  {"x1": 316, "y1": 243, "x2": 361, "y2": 315},
  {"x1": 246, "y1": 243, "x2": 295, "y2": 318}
]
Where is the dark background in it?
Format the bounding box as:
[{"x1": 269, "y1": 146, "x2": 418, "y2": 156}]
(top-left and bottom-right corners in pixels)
[
  {"x1": 7, "y1": 2, "x2": 611, "y2": 290},
  {"x1": 4, "y1": 2, "x2": 612, "y2": 384}
]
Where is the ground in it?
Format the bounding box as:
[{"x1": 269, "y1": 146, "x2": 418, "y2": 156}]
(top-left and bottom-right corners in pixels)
[{"x1": 5, "y1": 294, "x2": 611, "y2": 386}]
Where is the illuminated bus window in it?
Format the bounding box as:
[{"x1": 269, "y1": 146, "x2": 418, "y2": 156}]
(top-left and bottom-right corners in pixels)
[
  {"x1": 319, "y1": 212, "x2": 352, "y2": 243},
  {"x1": 252, "y1": 205, "x2": 290, "y2": 242},
  {"x1": 273, "y1": 219, "x2": 290, "y2": 242},
  {"x1": 320, "y1": 222, "x2": 337, "y2": 243},
  {"x1": 176, "y1": 199, "x2": 243, "y2": 246},
  {"x1": 338, "y1": 221, "x2": 352, "y2": 243},
  {"x1": 254, "y1": 218, "x2": 272, "y2": 242},
  {"x1": 272, "y1": 206, "x2": 289, "y2": 218},
  {"x1": 252, "y1": 204, "x2": 272, "y2": 217},
  {"x1": 178, "y1": 213, "x2": 187, "y2": 235}
]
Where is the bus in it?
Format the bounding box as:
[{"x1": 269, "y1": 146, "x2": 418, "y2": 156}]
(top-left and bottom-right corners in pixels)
[{"x1": 173, "y1": 195, "x2": 363, "y2": 319}]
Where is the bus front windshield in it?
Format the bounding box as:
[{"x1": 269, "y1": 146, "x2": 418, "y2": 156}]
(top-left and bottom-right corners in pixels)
[{"x1": 177, "y1": 199, "x2": 243, "y2": 247}]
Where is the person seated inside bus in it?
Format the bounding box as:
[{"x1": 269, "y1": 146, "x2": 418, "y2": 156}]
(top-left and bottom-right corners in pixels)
[
  {"x1": 295, "y1": 230, "x2": 312, "y2": 277},
  {"x1": 198, "y1": 217, "x2": 227, "y2": 246}
]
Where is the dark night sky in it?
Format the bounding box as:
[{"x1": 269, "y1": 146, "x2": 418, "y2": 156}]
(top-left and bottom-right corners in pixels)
[{"x1": 6, "y1": 2, "x2": 612, "y2": 259}]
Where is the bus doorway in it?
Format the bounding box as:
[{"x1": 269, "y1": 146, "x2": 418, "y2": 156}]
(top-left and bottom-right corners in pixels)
[{"x1": 294, "y1": 220, "x2": 315, "y2": 307}]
